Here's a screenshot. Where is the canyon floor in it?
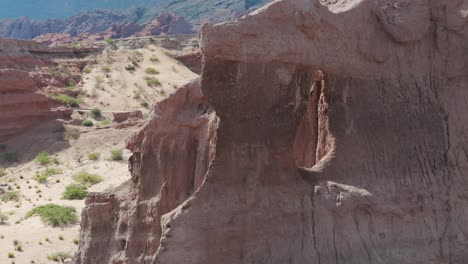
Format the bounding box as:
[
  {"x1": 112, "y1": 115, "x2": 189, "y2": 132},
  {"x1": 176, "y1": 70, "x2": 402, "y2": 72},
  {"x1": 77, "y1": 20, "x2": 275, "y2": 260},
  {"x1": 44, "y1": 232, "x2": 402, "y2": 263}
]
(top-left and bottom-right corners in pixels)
[{"x1": 0, "y1": 41, "x2": 197, "y2": 264}]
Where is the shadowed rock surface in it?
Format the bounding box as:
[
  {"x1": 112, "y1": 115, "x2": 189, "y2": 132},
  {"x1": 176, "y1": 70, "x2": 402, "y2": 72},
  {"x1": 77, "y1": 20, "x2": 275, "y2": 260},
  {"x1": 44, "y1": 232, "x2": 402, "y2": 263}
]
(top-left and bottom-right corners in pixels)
[{"x1": 77, "y1": 0, "x2": 468, "y2": 263}]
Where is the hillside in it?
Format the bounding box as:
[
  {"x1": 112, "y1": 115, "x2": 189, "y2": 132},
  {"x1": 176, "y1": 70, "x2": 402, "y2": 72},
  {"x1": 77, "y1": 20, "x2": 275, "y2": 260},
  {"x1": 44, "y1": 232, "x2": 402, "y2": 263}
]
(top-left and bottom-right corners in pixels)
[
  {"x1": 0, "y1": 0, "x2": 159, "y2": 20},
  {"x1": 0, "y1": 0, "x2": 270, "y2": 39}
]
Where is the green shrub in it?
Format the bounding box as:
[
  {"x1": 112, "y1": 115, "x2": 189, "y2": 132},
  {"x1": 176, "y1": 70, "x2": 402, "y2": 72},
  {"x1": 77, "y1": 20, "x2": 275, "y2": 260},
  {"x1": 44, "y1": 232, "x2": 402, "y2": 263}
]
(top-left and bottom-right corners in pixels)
[
  {"x1": 83, "y1": 67, "x2": 92, "y2": 74},
  {"x1": 90, "y1": 108, "x2": 102, "y2": 119},
  {"x1": 140, "y1": 101, "x2": 149, "y2": 108},
  {"x1": 27, "y1": 204, "x2": 77, "y2": 227},
  {"x1": 2, "y1": 191, "x2": 20, "y2": 202},
  {"x1": 8, "y1": 252, "x2": 14, "y2": 258},
  {"x1": 43, "y1": 167, "x2": 62, "y2": 176},
  {"x1": 125, "y1": 64, "x2": 136, "y2": 72},
  {"x1": 88, "y1": 152, "x2": 101, "y2": 161},
  {"x1": 73, "y1": 239, "x2": 79, "y2": 245},
  {"x1": 105, "y1": 38, "x2": 117, "y2": 49},
  {"x1": 100, "y1": 120, "x2": 111, "y2": 126},
  {"x1": 47, "y1": 252, "x2": 72, "y2": 262},
  {"x1": 3, "y1": 152, "x2": 18, "y2": 162},
  {"x1": 74, "y1": 170, "x2": 102, "y2": 186},
  {"x1": 149, "y1": 55, "x2": 159, "y2": 62},
  {"x1": 35, "y1": 151, "x2": 52, "y2": 165},
  {"x1": 55, "y1": 95, "x2": 80, "y2": 107},
  {"x1": 0, "y1": 211, "x2": 8, "y2": 224},
  {"x1": 144, "y1": 76, "x2": 161, "y2": 87},
  {"x1": 145, "y1": 67, "x2": 159, "y2": 75},
  {"x1": 0, "y1": 167, "x2": 6, "y2": 177},
  {"x1": 82, "y1": 120, "x2": 94, "y2": 127},
  {"x1": 34, "y1": 174, "x2": 48, "y2": 183},
  {"x1": 110, "y1": 149, "x2": 123, "y2": 161},
  {"x1": 101, "y1": 65, "x2": 111, "y2": 73},
  {"x1": 62, "y1": 184, "x2": 88, "y2": 200}
]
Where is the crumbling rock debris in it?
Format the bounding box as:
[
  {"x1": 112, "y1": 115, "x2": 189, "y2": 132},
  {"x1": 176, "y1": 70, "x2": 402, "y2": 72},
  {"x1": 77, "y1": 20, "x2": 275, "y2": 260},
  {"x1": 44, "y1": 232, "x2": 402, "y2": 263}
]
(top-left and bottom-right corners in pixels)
[{"x1": 76, "y1": 0, "x2": 468, "y2": 263}]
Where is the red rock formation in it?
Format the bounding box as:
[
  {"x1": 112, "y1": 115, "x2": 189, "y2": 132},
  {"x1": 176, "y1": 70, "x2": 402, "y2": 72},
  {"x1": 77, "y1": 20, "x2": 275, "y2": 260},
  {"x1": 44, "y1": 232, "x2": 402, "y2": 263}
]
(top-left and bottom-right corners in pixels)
[
  {"x1": 77, "y1": 0, "x2": 468, "y2": 263},
  {"x1": 0, "y1": 38, "x2": 98, "y2": 140}
]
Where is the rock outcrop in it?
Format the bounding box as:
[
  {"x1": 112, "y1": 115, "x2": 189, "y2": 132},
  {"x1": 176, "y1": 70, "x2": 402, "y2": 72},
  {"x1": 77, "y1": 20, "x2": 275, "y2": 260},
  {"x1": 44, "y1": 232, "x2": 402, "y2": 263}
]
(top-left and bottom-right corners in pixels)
[
  {"x1": 77, "y1": 0, "x2": 468, "y2": 263},
  {"x1": 0, "y1": 38, "x2": 97, "y2": 140}
]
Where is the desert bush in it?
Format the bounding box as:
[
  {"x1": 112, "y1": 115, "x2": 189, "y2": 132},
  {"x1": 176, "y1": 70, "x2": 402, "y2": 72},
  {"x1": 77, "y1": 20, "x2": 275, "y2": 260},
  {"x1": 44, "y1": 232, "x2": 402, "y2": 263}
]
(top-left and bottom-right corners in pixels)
[
  {"x1": 43, "y1": 167, "x2": 62, "y2": 176},
  {"x1": 47, "y1": 252, "x2": 73, "y2": 262},
  {"x1": 83, "y1": 67, "x2": 92, "y2": 74},
  {"x1": 0, "y1": 167, "x2": 6, "y2": 177},
  {"x1": 0, "y1": 211, "x2": 8, "y2": 224},
  {"x1": 3, "y1": 152, "x2": 18, "y2": 162},
  {"x1": 55, "y1": 95, "x2": 80, "y2": 107},
  {"x1": 140, "y1": 101, "x2": 149, "y2": 108},
  {"x1": 145, "y1": 67, "x2": 159, "y2": 75},
  {"x1": 82, "y1": 120, "x2": 94, "y2": 127},
  {"x1": 35, "y1": 151, "x2": 52, "y2": 165},
  {"x1": 149, "y1": 55, "x2": 159, "y2": 62},
  {"x1": 145, "y1": 76, "x2": 161, "y2": 87},
  {"x1": 100, "y1": 120, "x2": 111, "y2": 126},
  {"x1": 90, "y1": 108, "x2": 102, "y2": 118},
  {"x1": 110, "y1": 149, "x2": 123, "y2": 161},
  {"x1": 101, "y1": 65, "x2": 111, "y2": 73},
  {"x1": 62, "y1": 184, "x2": 88, "y2": 200},
  {"x1": 34, "y1": 174, "x2": 48, "y2": 183},
  {"x1": 2, "y1": 191, "x2": 20, "y2": 202},
  {"x1": 125, "y1": 64, "x2": 136, "y2": 72},
  {"x1": 88, "y1": 152, "x2": 101, "y2": 161},
  {"x1": 7, "y1": 252, "x2": 14, "y2": 258},
  {"x1": 27, "y1": 204, "x2": 77, "y2": 227},
  {"x1": 74, "y1": 170, "x2": 102, "y2": 186},
  {"x1": 105, "y1": 38, "x2": 117, "y2": 49}
]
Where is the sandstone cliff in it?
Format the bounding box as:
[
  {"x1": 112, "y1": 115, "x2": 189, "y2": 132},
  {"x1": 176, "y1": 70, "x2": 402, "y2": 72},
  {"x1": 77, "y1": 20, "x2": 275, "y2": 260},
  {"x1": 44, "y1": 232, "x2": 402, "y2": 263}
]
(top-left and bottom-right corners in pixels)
[
  {"x1": 77, "y1": 0, "x2": 468, "y2": 263},
  {"x1": 0, "y1": 38, "x2": 97, "y2": 140}
]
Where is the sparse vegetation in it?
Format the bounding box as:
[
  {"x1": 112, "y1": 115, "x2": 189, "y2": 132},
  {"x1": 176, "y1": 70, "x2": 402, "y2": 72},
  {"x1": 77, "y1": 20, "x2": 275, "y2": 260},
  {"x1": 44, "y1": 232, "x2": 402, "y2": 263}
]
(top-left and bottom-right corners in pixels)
[
  {"x1": 43, "y1": 167, "x2": 62, "y2": 176},
  {"x1": 27, "y1": 204, "x2": 78, "y2": 227},
  {"x1": 34, "y1": 174, "x2": 48, "y2": 183},
  {"x1": 35, "y1": 151, "x2": 52, "y2": 165},
  {"x1": 91, "y1": 108, "x2": 102, "y2": 119},
  {"x1": 140, "y1": 101, "x2": 149, "y2": 108},
  {"x1": 105, "y1": 38, "x2": 117, "y2": 49},
  {"x1": 149, "y1": 55, "x2": 159, "y2": 62},
  {"x1": 74, "y1": 170, "x2": 102, "y2": 186},
  {"x1": 145, "y1": 67, "x2": 159, "y2": 75},
  {"x1": 88, "y1": 152, "x2": 101, "y2": 160},
  {"x1": 125, "y1": 64, "x2": 136, "y2": 72},
  {"x1": 0, "y1": 167, "x2": 6, "y2": 177},
  {"x1": 145, "y1": 76, "x2": 161, "y2": 87},
  {"x1": 83, "y1": 67, "x2": 92, "y2": 74},
  {"x1": 55, "y1": 94, "x2": 80, "y2": 107},
  {"x1": 110, "y1": 149, "x2": 124, "y2": 161},
  {"x1": 100, "y1": 120, "x2": 111, "y2": 126},
  {"x1": 2, "y1": 191, "x2": 20, "y2": 202},
  {"x1": 83, "y1": 120, "x2": 94, "y2": 127},
  {"x1": 3, "y1": 152, "x2": 18, "y2": 162},
  {"x1": 62, "y1": 184, "x2": 88, "y2": 200},
  {"x1": 0, "y1": 211, "x2": 8, "y2": 224},
  {"x1": 63, "y1": 127, "x2": 80, "y2": 140},
  {"x1": 95, "y1": 75, "x2": 104, "y2": 90},
  {"x1": 102, "y1": 65, "x2": 111, "y2": 73},
  {"x1": 47, "y1": 252, "x2": 73, "y2": 262}
]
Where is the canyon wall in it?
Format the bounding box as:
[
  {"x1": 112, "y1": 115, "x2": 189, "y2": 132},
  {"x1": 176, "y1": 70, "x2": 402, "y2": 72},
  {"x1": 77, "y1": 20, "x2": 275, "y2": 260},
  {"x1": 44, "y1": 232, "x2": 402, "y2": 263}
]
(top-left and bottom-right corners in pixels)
[
  {"x1": 77, "y1": 0, "x2": 468, "y2": 263},
  {"x1": 0, "y1": 38, "x2": 97, "y2": 140}
]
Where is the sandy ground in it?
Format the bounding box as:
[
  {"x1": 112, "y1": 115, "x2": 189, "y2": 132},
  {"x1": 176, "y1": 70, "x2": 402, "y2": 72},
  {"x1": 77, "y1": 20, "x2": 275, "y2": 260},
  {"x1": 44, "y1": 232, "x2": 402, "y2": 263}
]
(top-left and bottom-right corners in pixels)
[
  {"x1": 80, "y1": 44, "x2": 198, "y2": 113},
  {"x1": 0, "y1": 42, "x2": 198, "y2": 263},
  {"x1": 0, "y1": 122, "x2": 137, "y2": 264}
]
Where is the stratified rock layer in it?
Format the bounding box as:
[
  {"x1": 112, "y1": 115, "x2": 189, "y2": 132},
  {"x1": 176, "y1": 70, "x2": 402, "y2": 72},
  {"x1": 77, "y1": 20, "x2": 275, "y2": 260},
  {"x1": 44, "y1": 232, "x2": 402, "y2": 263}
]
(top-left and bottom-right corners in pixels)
[
  {"x1": 77, "y1": 0, "x2": 468, "y2": 263},
  {"x1": 0, "y1": 38, "x2": 97, "y2": 140}
]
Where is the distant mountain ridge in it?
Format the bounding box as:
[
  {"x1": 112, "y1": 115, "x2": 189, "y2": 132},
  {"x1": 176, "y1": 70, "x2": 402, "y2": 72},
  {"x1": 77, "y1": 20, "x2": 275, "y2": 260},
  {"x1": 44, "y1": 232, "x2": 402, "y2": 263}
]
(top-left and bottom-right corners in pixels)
[{"x1": 0, "y1": 0, "x2": 270, "y2": 39}]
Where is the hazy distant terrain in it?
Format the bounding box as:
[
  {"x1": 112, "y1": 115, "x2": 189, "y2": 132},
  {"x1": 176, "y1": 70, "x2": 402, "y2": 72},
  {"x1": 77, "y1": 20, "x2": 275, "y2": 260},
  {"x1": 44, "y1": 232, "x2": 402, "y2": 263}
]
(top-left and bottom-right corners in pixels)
[{"x1": 0, "y1": 0, "x2": 159, "y2": 20}]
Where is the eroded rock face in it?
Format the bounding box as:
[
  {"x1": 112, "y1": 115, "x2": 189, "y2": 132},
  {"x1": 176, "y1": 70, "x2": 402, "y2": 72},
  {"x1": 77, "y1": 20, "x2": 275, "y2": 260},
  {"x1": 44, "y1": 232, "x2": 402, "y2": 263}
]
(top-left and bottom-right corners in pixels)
[
  {"x1": 0, "y1": 38, "x2": 97, "y2": 140},
  {"x1": 77, "y1": 0, "x2": 468, "y2": 263}
]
